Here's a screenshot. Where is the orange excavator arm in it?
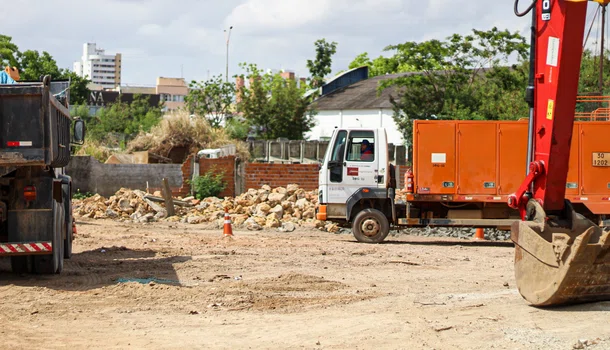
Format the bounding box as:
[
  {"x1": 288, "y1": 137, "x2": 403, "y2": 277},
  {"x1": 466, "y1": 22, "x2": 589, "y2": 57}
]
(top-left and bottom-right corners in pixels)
[{"x1": 508, "y1": 0, "x2": 610, "y2": 307}]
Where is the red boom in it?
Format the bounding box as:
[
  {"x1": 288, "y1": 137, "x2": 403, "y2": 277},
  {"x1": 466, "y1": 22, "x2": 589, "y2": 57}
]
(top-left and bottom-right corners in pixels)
[{"x1": 509, "y1": 0, "x2": 588, "y2": 216}]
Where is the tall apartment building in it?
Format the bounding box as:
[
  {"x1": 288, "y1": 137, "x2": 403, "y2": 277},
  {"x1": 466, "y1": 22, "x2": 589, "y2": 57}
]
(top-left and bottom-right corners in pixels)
[{"x1": 73, "y1": 43, "x2": 122, "y2": 89}]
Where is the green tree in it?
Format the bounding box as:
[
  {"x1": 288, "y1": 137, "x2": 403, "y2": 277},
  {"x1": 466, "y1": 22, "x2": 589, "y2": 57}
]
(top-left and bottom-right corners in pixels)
[
  {"x1": 236, "y1": 63, "x2": 316, "y2": 140},
  {"x1": 62, "y1": 71, "x2": 90, "y2": 105},
  {"x1": 17, "y1": 49, "x2": 91, "y2": 104},
  {"x1": 128, "y1": 94, "x2": 164, "y2": 135},
  {"x1": 17, "y1": 50, "x2": 63, "y2": 80},
  {"x1": 0, "y1": 35, "x2": 19, "y2": 67},
  {"x1": 224, "y1": 116, "x2": 250, "y2": 140},
  {"x1": 379, "y1": 27, "x2": 529, "y2": 146},
  {"x1": 347, "y1": 52, "x2": 403, "y2": 77},
  {"x1": 86, "y1": 95, "x2": 163, "y2": 145},
  {"x1": 185, "y1": 74, "x2": 235, "y2": 128},
  {"x1": 306, "y1": 38, "x2": 338, "y2": 88}
]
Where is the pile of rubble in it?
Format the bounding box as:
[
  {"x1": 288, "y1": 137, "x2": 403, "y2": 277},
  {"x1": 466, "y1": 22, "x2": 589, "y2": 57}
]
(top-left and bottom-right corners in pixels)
[
  {"x1": 73, "y1": 184, "x2": 342, "y2": 233},
  {"x1": 73, "y1": 185, "x2": 511, "y2": 241}
]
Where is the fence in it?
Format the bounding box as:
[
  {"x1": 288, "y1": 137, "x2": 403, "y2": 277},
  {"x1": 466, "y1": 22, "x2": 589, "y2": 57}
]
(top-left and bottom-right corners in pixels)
[{"x1": 248, "y1": 140, "x2": 407, "y2": 165}]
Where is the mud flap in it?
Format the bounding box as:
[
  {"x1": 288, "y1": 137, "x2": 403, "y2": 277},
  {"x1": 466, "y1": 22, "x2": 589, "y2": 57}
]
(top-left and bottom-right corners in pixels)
[{"x1": 511, "y1": 200, "x2": 610, "y2": 306}]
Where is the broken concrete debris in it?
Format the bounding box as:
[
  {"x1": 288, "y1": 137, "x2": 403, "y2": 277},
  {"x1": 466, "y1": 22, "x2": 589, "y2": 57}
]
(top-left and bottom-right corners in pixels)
[{"x1": 72, "y1": 184, "x2": 340, "y2": 232}]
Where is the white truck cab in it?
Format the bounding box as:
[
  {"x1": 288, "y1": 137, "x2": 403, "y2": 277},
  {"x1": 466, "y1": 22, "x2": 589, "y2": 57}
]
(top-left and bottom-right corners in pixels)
[{"x1": 317, "y1": 127, "x2": 396, "y2": 242}]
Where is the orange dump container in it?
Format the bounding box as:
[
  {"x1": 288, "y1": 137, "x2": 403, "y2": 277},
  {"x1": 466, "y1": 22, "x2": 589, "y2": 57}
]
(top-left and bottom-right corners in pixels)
[{"x1": 412, "y1": 119, "x2": 610, "y2": 214}]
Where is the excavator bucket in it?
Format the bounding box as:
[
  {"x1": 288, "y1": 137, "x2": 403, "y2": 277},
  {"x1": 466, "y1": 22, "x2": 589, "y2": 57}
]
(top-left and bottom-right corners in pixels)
[{"x1": 511, "y1": 200, "x2": 610, "y2": 306}]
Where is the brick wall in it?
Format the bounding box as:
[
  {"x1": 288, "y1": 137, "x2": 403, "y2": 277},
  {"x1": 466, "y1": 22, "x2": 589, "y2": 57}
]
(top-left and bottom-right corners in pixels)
[
  {"x1": 176, "y1": 156, "x2": 193, "y2": 197},
  {"x1": 199, "y1": 156, "x2": 236, "y2": 197},
  {"x1": 395, "y1": 165, "x2": 412, "y2": 190},
  {"x1": 245, "y1": 163, "x2": 319, "y2": 191}
]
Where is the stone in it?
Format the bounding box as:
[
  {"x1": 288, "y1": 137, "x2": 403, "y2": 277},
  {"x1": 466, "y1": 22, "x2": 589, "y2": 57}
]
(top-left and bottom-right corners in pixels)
[
  {"x1": 154, "y1": 210, "x2": 168, "y2": 220},
  {"x1": 265, "y1": 217, "x2": 281, "y2": 228},
  {"x1": 302, "y1": 208, "x2": 315, "y2": 219},
  {"x1": 269, "y1": 204, "x2": 284, "y2": 217},
  {"x1": 295, "y1": 198, "x2": 309, "y2": 209},
  {"x1": 187, "y1": 216, "x2": 205, "y2": 224},
  {"x1": 325, "y1": 223, "x2": 340, "y2": 233},
  {"x1": 245, "y1": 217, "x2": 263, "y2": 231},
  {"x1": 232, "y1": 214, "x2": 249, "y2": 226},
  {"x1": 118, "y1": 198, "x2": 131, "y2": 210},
  {"x1": 279, "y1": 222, "x2": 296, "y2": 232},
  {"x1": 268, "y1": 192, "x2": 287, "y2": 203},
  {"x1": 256, "y1": 203, "x2": 272, "y2": 216},
  {"x1": 286, "y1": 184, "x2": 299, "y2": 195}
]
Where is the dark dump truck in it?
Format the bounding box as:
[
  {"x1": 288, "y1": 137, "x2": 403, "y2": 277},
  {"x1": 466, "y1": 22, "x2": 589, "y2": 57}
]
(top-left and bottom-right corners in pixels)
[{"x1": 0, "y1": 75, "x2": 85, "y2": 274}]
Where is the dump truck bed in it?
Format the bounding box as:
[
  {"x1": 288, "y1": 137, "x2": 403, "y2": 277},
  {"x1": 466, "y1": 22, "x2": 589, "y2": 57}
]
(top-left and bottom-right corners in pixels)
[
  {"x1": 411, "y1": 119, "x2": 610, "y2": 216},
  {"x1": 0, "y1": 80, "x2": 71, "y2": 168}
]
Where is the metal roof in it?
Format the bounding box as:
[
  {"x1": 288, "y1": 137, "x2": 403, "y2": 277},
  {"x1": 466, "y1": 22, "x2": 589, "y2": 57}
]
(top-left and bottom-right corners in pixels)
[{"x1": 312, "y1": 72, "x2": 413, "y2": 111}]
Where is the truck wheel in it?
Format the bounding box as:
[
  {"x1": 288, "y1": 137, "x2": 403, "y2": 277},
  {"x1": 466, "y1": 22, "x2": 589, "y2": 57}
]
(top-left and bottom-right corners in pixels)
[
  {"x1": 33, "y1": 201, "x2": 64, "y2": 274},
  {"x1": 63, "y1": 185, "x2": 73, "y2": 259},
  {"x1": 352, "y1": 208, "x2": 390, "y2": 243}
]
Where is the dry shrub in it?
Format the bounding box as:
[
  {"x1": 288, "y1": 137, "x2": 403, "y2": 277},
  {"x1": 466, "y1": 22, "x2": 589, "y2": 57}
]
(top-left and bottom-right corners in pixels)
[
  {"x1": 126, "y1": 109, "x2": 250, "y2": 160},
  {"x1": 74, "y1": 139, "x2": 120, "y2": 163}
]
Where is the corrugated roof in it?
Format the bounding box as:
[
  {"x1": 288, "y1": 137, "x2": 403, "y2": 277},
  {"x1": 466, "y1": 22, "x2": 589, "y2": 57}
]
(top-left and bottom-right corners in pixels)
[{"x1": 312, "y1": 72, "x2": 413, "y2": 110}]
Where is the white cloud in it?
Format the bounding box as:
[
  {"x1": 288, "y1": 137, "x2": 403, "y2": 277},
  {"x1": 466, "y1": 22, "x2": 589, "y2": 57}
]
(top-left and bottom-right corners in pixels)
[
  {"x1": 0, "y1": 0, "x2": 605, "y2": 85},
  {"x1": 226, "y1": 0, "x2": 334, "y2": 32}
]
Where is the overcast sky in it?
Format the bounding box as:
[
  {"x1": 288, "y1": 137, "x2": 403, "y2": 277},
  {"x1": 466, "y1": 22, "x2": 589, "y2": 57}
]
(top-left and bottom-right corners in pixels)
[{"x1": 1, "y1": 0, "x2": 606, "y2": 86}]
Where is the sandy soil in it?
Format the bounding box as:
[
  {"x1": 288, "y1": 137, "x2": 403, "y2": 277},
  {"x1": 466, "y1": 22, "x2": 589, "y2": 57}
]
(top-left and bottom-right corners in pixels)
[{"x1": 1, "y1": 219, "x2": 609, "y2": 350}]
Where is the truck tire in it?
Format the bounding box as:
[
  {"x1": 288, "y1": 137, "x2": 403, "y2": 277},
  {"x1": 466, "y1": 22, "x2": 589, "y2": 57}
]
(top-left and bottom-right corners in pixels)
[
  {"x1": 33, "y1": 201, "x2": 64, "y2": 274},
  {"x1": 63, "y1": 185, "x2": 73, "y2": 259},
  {"x1": 352, "y1": 208, "x2": 390, "y2": 243}
]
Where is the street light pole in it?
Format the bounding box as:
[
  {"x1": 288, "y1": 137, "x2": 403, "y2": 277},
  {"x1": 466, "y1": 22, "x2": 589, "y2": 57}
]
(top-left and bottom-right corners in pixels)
[{"x1": 224, "y1": 26, "x2": 233, "y2": 83}]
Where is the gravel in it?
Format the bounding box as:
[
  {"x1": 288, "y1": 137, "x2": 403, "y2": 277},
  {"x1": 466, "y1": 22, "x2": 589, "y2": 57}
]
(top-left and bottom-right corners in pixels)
[{"x1": 335, "y1": 226, "x2": 511, "y2": 241}]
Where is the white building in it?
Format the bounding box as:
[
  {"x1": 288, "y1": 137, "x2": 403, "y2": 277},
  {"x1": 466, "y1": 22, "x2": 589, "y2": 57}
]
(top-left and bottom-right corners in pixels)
[
  {"x1": 306, "y1": 68, "x2": 407, "y2": 146},
  {"x1": 73, "y1": 43, "x2": 122, "y2": 89}
]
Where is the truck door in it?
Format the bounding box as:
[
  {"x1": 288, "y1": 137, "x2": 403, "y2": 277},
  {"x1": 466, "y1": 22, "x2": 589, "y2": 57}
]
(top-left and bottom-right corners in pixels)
[
  {"x1": 342, "y1": 130, "x2": 379, "y2": 195},
  {"x1": 324, "y1": 130, "x2": 348, "y2": 203}
]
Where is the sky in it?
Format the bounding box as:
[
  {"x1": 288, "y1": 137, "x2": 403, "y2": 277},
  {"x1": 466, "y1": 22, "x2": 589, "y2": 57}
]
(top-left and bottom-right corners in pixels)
[{"x1": 1, "y1": 0, "x2": 607, "y2": 86}]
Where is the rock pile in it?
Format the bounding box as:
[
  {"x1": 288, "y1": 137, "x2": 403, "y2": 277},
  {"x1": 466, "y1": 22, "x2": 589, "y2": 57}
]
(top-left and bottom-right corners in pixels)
[
  {"x1": 72, "y1": 184, "x2": 338, "y2": 232},
  {"x1": 73, "y1": 185, "x2": 510, "y2": 241}
]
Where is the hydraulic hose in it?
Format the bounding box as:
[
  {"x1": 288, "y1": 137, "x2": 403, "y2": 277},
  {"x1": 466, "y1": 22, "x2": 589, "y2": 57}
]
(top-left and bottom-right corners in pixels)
[{"x1": 515, "y1": 0, "x2": 536, "y2": 17}]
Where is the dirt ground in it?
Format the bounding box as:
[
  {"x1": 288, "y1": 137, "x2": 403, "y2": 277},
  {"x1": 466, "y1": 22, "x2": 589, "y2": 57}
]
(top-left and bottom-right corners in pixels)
[{"x1": 1, "y1": 219, "x2": 610, "y2": 350}]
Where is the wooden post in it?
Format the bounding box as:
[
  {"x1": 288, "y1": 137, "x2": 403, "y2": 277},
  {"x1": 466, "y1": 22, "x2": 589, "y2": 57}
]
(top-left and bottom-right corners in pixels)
[{"x1": 162, "y1": 178, "x2": 175, "y2": 217}]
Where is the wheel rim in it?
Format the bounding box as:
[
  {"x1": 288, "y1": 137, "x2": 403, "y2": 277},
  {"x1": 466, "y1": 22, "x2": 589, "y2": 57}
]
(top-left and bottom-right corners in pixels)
[{"x1": 361, "y1": 218, "x2": 380, "y2": 237}]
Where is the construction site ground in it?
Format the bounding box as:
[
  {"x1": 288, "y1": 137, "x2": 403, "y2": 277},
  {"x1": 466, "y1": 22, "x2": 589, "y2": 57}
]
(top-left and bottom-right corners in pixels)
[{"x1": 1, "y1": 219, "x2": 610, "y2": 350}]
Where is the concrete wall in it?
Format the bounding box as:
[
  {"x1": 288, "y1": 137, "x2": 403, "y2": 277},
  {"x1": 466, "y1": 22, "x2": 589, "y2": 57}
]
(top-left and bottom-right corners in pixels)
[
  {"x1": 305, "y1": 109, "x2": 405, "y2": 146},
  {"x1": 67, "y1": 155, "x2": 409, "y2": 199},
  {"x1": 66, "y1": 156, "x2": 187, "y2": 197}
]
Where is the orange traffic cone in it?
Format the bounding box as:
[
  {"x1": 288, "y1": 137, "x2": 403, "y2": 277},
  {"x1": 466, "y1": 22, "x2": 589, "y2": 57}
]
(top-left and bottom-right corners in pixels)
[
  {"x1": 474, "y1": 227, "x2": 485, "y2": 241},
  {"x1": 223, "y1": 208, "x2": 233, "y2": 237}
]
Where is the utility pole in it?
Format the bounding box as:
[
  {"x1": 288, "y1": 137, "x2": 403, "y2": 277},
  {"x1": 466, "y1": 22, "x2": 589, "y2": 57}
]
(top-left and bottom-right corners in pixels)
[{"x1": 224, "y1": 26, "x2": 233, "y2": 83}]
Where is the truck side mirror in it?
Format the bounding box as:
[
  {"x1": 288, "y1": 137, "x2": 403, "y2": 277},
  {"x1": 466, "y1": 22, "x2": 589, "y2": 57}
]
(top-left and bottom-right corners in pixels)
[{"x1": 73, "y1": 119, "x2": 86, "y2": 144}]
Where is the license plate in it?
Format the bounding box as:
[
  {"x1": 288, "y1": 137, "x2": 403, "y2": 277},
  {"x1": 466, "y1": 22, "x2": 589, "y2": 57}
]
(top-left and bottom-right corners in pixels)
[{"x1": 593, "y1": 152, "x2": 610, "y2": 167}]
